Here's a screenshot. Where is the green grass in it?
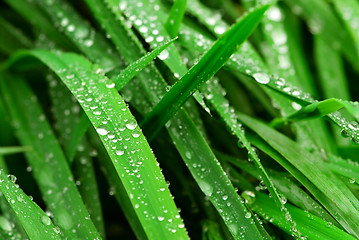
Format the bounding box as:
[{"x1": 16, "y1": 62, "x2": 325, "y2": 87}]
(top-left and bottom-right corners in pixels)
[{"x1": 0, "y1": 0, "x2": 359, "y2": 239}]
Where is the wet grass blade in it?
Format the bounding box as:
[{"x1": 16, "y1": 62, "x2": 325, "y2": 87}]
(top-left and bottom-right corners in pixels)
[
  {"x1": 141, "y1": 5, "x2": 270, "y2": 139},
  {"x1": 271, "y1": 98, "x2": 359, "y2": 127},
  {"x1": 248, "y1": 192, "x2": 357, "y2": 240},
  {"x1": 0, "y1": 170, "x2": 61, "y2": 239},
  {"x1": 1, "y1": 74, "x2": 101, "y2": 239},
  {"x1": 7, "y1": 50, "x2": 189, "y2": 239},
  {"x1": 65, "y1": 39, "x2": 176, "y2": 160},
  {"x1": 0, "y1": 146, "x2": 31, "y2": 156},
  {"x1": 237, "y1": 112, "x2": 359, "y2": 237},
  {"x1": 164, "y1": 0, "x2": 187, "y2": 38}
]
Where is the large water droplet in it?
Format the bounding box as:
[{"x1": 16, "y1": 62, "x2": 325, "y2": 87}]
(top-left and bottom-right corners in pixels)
[
  {"x1": 158, "y1": 50, "x2": 169, "y2": 60},
  {"x1": 41, "y1": 215, "x2": 51, "y2": 226},
  {"x1": 96, "y1": 127, "x2": 109, "y2": 136},
  {"x1": 253, "y1": 73, "x2": 270, "y2": 84}
]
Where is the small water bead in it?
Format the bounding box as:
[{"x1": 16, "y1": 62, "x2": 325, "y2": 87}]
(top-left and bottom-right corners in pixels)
[
  {"x1": 60, "y1": 18, "x2": 69, "y2": 27},
  {"x1": 185, "y1": 151, "x2": 192, "y2": 159},
  {"x1": 291, "y1": 102, "x2": 302, "y2": 111},
  {"x1": 158, "y1": 50, "x2": 169, "y2": 60},
  {"x1": 214, "y1": 25, "x2": 226, "y2": 35},
  {"x1": 96, "y1": 127, "x2": 109, "y2": 136},
  {"x1": 158, "y1": 216, "x2": 165, "y2": 221},
  {"x1": 41, "y1": 215, "x2": 51, "y2": 226},
  {"x1": 132, "y1": 133, "x2": 140, "y2": 138},
  {"x1": 156, "y1": 36, "x2": 164, "y2": 42},
  {"x1": 84, "y1": 39, "x2": 94, "y2": 47},
  {"x1": 116, "y1": 150, "x2": 124, "y2": 156},
  {"x1": 244, "y1": 212, "x2": 252, "y2": 219},
  {"x1": 267, "y1": 7, "x2": 282, "y2": 22},
  {"x1": 126, "y1": 122, "x2": 137, "y2": 130},
  {"x1": 106, "y1": 82, "x2": 116, "y2": 88},
  {"x1": 222, "y1": 195, "x2": 228, "y2": 200},
  {"x1": 67, "y1": 25, "x2": 75, "y2": 32},
  {"x1": 253, "y1": 73, "x2": 270, "y2": 84},
  {"x1": 8, "y1": 175, "x2": 17, "y2": 183}
]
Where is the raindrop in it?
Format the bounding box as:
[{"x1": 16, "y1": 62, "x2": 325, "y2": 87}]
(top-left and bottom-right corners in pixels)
[
  {"x1": 245, "y1": 212, "x2": 252, "y2": 219},
  {"x1": 158, "y1": 216, "x2": 165, "y2": 221},
  {"x1": 41, "y1": 215, "x2": 51, "y2": 226},
  {"x1": 106, "y1": 82, "x2": 116, "y2": 88},
  {"x1": 126, "y1": 122, "x2": 137, "y2": 130},
  {"x1": 158, "y1": 50, "x2": 169, "y2": 60},
  {"x1": 253, "y1": 73, "x2": 270, "y2": 84},
  {"x1": 96, "y1": 126, "x2": 109, "y2": 136},
  {"x1": 116, "y1": 149, "x2": 124, "y2": 156},
  {"x1": 214, "y1": 25, "x2": 226, "y2": 35}
]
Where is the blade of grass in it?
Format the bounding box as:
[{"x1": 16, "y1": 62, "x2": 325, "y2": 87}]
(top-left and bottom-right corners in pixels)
[
  {"x1": 237, "y1": 112, "x2": 359, "y2": 237},
  {"x1": 85, "y1": 2, "x2": 270, "y2": 237},
  {"x1": 141, "y1": 4, "x2": 270, "y2": 139},
  {"x1": 0, "y1": 169, "x2": 61, "y2": 239},
  {"x1": 47, "y1": 73, "x2": 105, "y2": 237},
  {"x1": 65, "y1": 38, "x2": 177, "y2": 161},
  {"x1": 7, "y1": 50, "x2": 189, "y2": 239},
  {"x1": 1, "y1": 74, "x2": 102, "y2": 239},
  {"x1": 247, "y1": 192, "x2": 357, "y2": 240},
  {"x1": 164, "y1": 0, "x2": 187, "y2": 38},
  {"x1": 0, "y1": 146, "x2": 31, "y2": 156}
]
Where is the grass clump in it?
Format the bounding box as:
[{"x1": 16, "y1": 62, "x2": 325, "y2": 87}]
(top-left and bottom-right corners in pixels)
[{"x1": 0, "y1": 0, "x2": 359, "y2": 239}]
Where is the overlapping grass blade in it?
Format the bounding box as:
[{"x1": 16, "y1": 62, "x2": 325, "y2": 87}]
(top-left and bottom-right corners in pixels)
[
  {"x1": 47, "y1": 73, "x2": 105, "y2": 236},
  {"x1": 237, "y1": 112, "x2": 359, "y2": 237},
  {"x1": 0, "y1": 170, "x2": 61, "y2": 239},
  {"x1": 6, "y1": 50, "x2": 189, "y2": 239},
  {"x1": 283, "y1": 0, "x2": 359, "y2": 67},
  {"x1": 141, "y1": 5, "x2": 270, "y2": 138},
  {"x1": 0, "y1": 146, "x2": 31, "y2": 156},
  {"x1": 1, "y1": 74, "x2": 101, "y2": 239},
  {"x1": 86, "y1": 1, "x2": 269, "y2": 237},
  {"x1": 65, "y1": 38, "x2": 177, "y2": 160},
  {"x1": 164, "y1": 0, "x2": 187, "y2": 38},
  {"x1": 271, "y1": 98, "x2": 359, "y2": 127},
  {"x1": 248, "y1": 192, "x2": 357, "y2": 240}
]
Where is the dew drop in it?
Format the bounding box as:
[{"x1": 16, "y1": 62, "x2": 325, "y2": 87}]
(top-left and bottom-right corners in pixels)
[
  {"x1": 96, "y1": 127, "x2": 109, "y2": 136},
  {"x1": 158, "y1": 50, "x2": 169, "y2": 60},
  {"x1": 214, "y1": 25, "x2": 226, "y2": 35},
  {"x1": 106, "y1": 82, "x2": 116, "y2": 88},
  {"x1": 41, "y1": 215, "x2": 51, "y2": 226},
  {"x1": 245, "y1": 212, "x2": 252, "y2": 219},
  {"x1": 253, "y1": 73, "x2": 270, "y2": 84},
  {"x1": 116, "y1": 150, "x2": 124, "y2": 156},
  {"x1": 126, "y1": 122, "x2": 137, "y2": 130}
]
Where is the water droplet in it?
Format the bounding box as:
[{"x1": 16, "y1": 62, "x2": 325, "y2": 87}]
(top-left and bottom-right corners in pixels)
[
  {"x1": 185, "y1": 151, "x2": 192, "y2": 159},
  {"x1": 198, "y1": 180, "x2": 213, "y2": 197},
  {"x1": 116, "y1": 150, "x2": 124, "y2": 156},
  {"x1": 126, "y1": 122, "x2": 137, "y2": 130},
  {"x1": 222, "y1": 195, "x2": 228, "y2": 200},
  {"x1": 253, "y1": 73, "x2": 270, "y2": 84},
  {"x1": 106, "y1": 82, "x2": 116, "y2": 88},
  {"x1": 96, "y1": 127, "x2": 109, "y2": 136},
  {"x1": 245, "y1": 212, "x2": 251, "y2": 219},
  {"x1": 158, "y1": 50, "x2": 169, "y2": 60},
  {"x1": 158, "y1": 216, "x2": 165, "y2": 221},
  {"x1": 41, "y1": 215, "x2": 51, "y2": 226},
  {"x1": 214, "y1": 25, "x2": 226, "y2": 35}
]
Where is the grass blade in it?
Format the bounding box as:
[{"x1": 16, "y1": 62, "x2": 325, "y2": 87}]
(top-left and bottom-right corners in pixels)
[
  {"x1": 0, "y1": 170, "x2": 61, "y2": 239},
  {"x1": 237, "y1": 112, "x2": 359, "y2": 237},
  {"x1": 0, "y1": 146, "x2": 31, "y2": 156},
  {"x1": 7, "y1": 50, "x2": 189, "y2": 239},
  {"x1": 1, "y1": 74, "x2": 101, "y2": 239},
  {"x1": 141, "y1": 5, "x2": 270, "y2": 139},
  {"x1": 164, "y1": 0, "x2": 187, "y2": 38}
]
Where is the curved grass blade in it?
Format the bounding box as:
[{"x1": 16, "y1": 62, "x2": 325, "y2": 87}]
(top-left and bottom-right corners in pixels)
[
  {"x1": 85, "y1": 1, "x2": 269, "y2": 237},
  {"x1": 201, "y1": 80, "x2": 300, "y2": 238},
  {"x1": 164, "y1": 0, "x2": 187, "y2": 38},
  {"x1": 271, "y1": 98, "x2": 359, "y2": 127},
  {"x1": 247, "y1": 192, "x2": 357, "y2": 240},
  {"x1": 34, "y1": 0, "x2": 122, "y2": 72},
  {"x1": 0, "y1": 146, "x2": 31, "y2": 156},
  {"x1": 7, "y1": 50, "x2": 189, "y2": 239},
  {"x1": 65, "y1": 38, "x2": 177, "y2": 161},
  {"x1": 1, "y1": 75, "x2": 101, "y2": 239},
  {"x1": 0, "y1": 170, "x2": 61, "y2": 239},
  {"x1": 284, "y1": 0, "x2": 359, "y2": 68},
  {"x1": 237, "y1": 112, "x2": 359, "y2": 237},
  {"x1": 141, "y1": 5, "x2": 270, "y2": 139},
  {"x1": 0, "y1": 16, "x2": 32, "y2": 55},
  {"x1": 47, "y1": 73, "x2": 105, "y2": 237},
  {"x1": 222, "y1": 153, "x2": 338, "y2": 225}
]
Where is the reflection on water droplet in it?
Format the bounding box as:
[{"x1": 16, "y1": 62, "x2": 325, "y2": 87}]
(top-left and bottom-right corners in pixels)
[
  {"x1": 245, "y1": 212, "x2": 251, "y2": 219},
  {"x1": 116, "y1": 150, "x2": 124, "y2": 156},
  {"x1": 96, "y1": 127, "x2": 109, "y2": 136},
  {"x1": 253, "y1": 73, "x2": 270, "y2": 84},
  {"x1": 106, "y1": 82, "x2": 116, "y2": 88},
  {"x1": 158, "y1": 50, "x2": 169, "y2": 60},
  {"x1": 126, "y1": 122, "x2": 137, "y2": 130},
  {"x1": 41, "y1": 215, "x2": 51, "y2": 226},
  {"x1": 198, "y1": 180, "x2": 213, "y2": 197}
]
